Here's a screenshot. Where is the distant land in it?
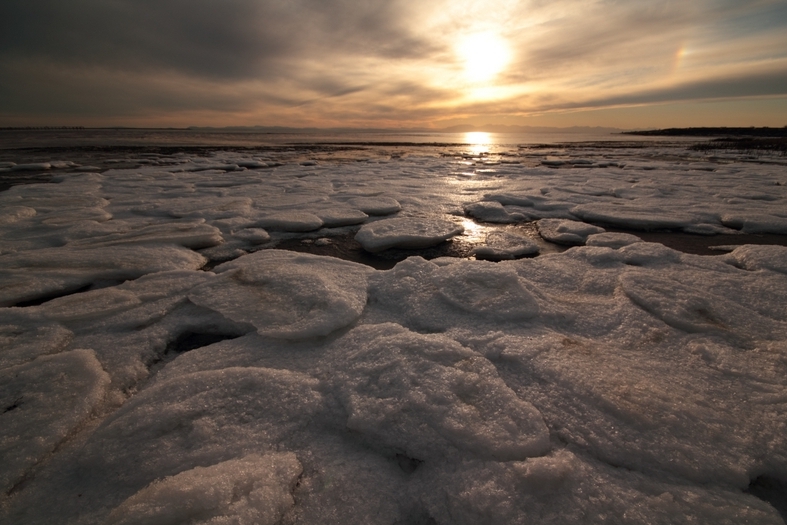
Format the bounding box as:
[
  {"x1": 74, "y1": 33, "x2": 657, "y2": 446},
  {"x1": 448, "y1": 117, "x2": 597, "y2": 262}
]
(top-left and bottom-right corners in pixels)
[
  {"x1": 624, "y1": 127, "x2": 787, "y2": 137},
  {"x1": 1, "y1": 125, "x2": 624, "y2": 134},
  {"x1": 184, "y1": 125, "x2": 625, "y2": 134}
]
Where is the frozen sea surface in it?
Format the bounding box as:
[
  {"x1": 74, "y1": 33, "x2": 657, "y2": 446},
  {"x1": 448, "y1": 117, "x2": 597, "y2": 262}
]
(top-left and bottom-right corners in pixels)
[{"x1": 1, "y1": 134, "x2": 787, "y2": 524}]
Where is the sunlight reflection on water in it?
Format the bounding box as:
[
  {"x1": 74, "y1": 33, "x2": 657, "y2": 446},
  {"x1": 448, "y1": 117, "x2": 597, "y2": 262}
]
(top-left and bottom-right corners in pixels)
[
  {"x1": 460, "y1": 218, "x2": 491, "y2": 244},
  {"x1": 464, "y1": 132, "x2": 492, "y2": 156}
]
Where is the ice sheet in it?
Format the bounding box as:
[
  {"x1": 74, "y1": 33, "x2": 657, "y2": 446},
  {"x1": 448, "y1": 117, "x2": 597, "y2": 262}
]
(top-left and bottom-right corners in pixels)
[{"x1": 2, "y1": 143, "x2": 787, "y2": 524}]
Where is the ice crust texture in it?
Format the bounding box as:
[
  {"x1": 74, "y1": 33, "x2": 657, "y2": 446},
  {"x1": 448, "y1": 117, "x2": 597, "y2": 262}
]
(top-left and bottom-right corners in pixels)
[
  {"x1": 1, "y1": 145, "x2": 787, "y2": 524},
  {"x1": 472, "y1": 230, "x2": 540, "y2": 260},
  {"x1": 355, "y1": 216, "x2": 464, "y2": 252}
]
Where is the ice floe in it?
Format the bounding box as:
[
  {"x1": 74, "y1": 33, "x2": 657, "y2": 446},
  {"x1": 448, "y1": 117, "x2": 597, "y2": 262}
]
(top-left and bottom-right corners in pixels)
[
  {"x1": 320, "y1": 323, "x2": 550, "y2": 461},
  {"x1": 472, "y1": 230, "x2": 540, "y2": 260},
  {"x1": 256, "y1": 212, "x2": 324, "y2": 232},
  {"x1": 317, "y1": 208, "x2": 368, "y2": 227},
  {"x1": 0, "y1": 245, "x2": 207, "y2": 307},
  {"x1": 585, "y1": 231, "x2": 643, "y2": 248},
  {"x1": 70, "y1": 220, "x2": 223, "y2": 249},
  {"x1": 537, "y1": 218, "x2": 605, "y2": 245},
  {"x1": 10, "y1": 163, "x2": 52, "y2": 171},
  {"x1": 230, "y1": 227, "x2": 271, "y2": 244},
  {"x1": 189, "y1": 250, "x2": 372, "y2": 339},
  {"x1": 349, "y1": 196, "x2": 401, "y2": 215},
  {"x1": 726, "y1": 244, "x2": 787, "y2": 274},
  {"x1": 0, "y1": 323, "x2": 72, "y2": 369},
  {"x1": 463, "y1": 201, "x2": 525, "y2": 223},
  {"x1": 355, "y1": 217, "x2": 464, "y2": 252},
  {"x1": 107, "y1": 453, "x2": 302, "y2": 525},
  {"x1": 0, "y1": 349, "x2": 109, "y2": 493}
]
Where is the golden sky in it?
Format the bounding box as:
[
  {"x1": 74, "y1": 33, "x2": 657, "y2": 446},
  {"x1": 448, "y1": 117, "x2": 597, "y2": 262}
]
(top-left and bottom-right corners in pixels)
[{"x1": 1, "y1": 0, "x2": 786, "y2": 128}]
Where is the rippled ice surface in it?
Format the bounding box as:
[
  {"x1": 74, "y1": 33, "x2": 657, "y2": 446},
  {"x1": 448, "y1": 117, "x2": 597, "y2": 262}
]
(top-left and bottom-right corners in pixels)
[{"x1": 1, "y1": 136, "x2": 787, "y2": 524}]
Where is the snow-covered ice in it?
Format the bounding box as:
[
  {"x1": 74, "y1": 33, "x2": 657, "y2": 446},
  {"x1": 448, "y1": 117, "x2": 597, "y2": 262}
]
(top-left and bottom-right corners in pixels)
[
  {"x1": 472, "y1": 230, "x2": 540, "y2": 260},
  {"x1": 1, "y1": 140, "x2": 787, "y2": 524},
  {"x1": 537, "y1": 218, "x2": 606, "y2": 245},
  {"x1": 349, "y1": 196, "x2": 402, "y2": 216},
  {"x1": 256, "y1": 212, "x2": 324, "y2": 232},
  {"x1": 464, "y1": 200, "x2": 526, "y2": 223},
  {"x1": 230, "y1": 227, "x2": 271, "y2": 244},
  {"x1": 586, "y1": 231, "x2": 643, "y2": 248},
  {"x1": 0, "y1": 349, "x2": 109, "y2": 493},
  {"x1": 189, "y1": 250, "x2": 373, "y2": 339},
  {"x1": 320, "y1": 323, "x2": 550, "y2": 461},
  {"x1": 355, "y1": 217, "x2": 464, "y2": 252},
  {"x1": 107, "y1": 453, "x2": 302, "y2": 525},
  {"x1": 10, "y1": 163, "x2": 52, "y2": 171},
  {"x1": 316, "y1": 208, "x2": 368, "y2": 227}
]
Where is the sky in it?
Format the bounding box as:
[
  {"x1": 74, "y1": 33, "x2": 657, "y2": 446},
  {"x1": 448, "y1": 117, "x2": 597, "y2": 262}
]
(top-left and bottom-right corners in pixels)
[{"x1": 1, "y1": 0, "x2": 786, "y2": 129}]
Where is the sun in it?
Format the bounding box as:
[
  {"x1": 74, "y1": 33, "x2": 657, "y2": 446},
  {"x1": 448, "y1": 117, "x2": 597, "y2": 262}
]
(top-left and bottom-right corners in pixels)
[{"x1": 456, "y1": 32, "x2": 511, "y2": 83}]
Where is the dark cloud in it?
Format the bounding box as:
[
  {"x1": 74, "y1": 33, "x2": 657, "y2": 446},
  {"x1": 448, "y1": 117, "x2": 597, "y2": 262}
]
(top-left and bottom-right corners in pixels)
[
  {"x1": 0, "y1": 0, "x2": 430, "y2": 80},
  {"x1": 291, "y1": 86, "x2": 370, "y2": 108},
  {"x1": 0, "y1": 61, "x2": 252, "y2": 118},
  {"x1": 536, "y1": 67, "x2": 787, "y2": 112}
]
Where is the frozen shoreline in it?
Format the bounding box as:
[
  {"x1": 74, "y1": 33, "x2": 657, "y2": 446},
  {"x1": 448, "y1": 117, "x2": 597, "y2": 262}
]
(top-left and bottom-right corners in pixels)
[{"x1": 1, "y1": 138, "x2": 787, "y2": 524}]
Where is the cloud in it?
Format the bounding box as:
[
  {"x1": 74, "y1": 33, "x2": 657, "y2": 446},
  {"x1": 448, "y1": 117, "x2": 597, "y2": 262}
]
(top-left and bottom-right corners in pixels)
[
  {"x1": 1, "y1": 0, "x2": 786, "y2": 126},
  {"x1": 0, "y1": 0, "x2": 431, "y2": 80},
  {"x1": 566, "y1": 66, "x2": 787, "y2": 110}
]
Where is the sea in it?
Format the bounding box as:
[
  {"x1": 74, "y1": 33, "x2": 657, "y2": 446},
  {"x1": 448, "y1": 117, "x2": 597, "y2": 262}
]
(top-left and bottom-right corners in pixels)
[{"x1": 0, "y1": 126, "x2": 698, "y2": 150}]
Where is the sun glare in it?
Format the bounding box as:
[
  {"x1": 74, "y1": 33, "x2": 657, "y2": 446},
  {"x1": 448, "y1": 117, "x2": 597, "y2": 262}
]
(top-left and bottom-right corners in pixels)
[
  {"x1": 465, "y1": 131, "x2": 491, "y2": 156},
  {"x1": 457, "y1": 32, "x2": 511, "y2": 83}
]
